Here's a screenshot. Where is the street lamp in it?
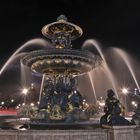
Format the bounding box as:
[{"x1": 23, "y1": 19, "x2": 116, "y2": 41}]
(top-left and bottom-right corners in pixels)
[
  {"x1": 1, "y1": 101, "x2": 4, "y2": 105},
  {"x1": 22, "y1": 88, "x2": 28, "y2": 104},
  {"x1": 121, "y1": 87, "x2": 128, "y2": 112},
  {"x1": 11, "y1": 99, "x2": 14, "y2": 103},
  {"x1": 22, "y1": 88, "x2": 28, "y2": 95},
  {"x1": 30, "y1": 103, "x2": 34, "y2": 107},
  {"x1": 122, "y1": 88, "x2": 128, "y2": 95},
  {"x1": 131, "y1": 101, "x2": 137, "y2": 107}
]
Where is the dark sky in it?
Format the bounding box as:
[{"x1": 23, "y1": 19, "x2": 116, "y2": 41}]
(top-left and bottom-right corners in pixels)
[{"x1": 0, "y1": 0, "x2": 140, "y2": 61}]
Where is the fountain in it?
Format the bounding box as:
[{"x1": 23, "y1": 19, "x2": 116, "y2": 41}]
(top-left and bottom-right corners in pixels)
[{"x1": 19, "y1": 15, "x2": 101, "y2": 128}]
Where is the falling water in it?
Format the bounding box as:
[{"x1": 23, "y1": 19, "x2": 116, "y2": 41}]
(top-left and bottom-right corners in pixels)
[
  {"x1": 82, "y1": 39, "x2": 119, "y2": 98},
  {"x1": 113, "y1": 48, "x2": 140, "y2": 93},
  {"x1": 20, "y1": 62, "x2": 32, "y2": 87},
  {"x1": 0, "y1": 38, "x2": 50, "y2": 75},
  {"x1": 39, "y1": 74, "x2": 46, "y2": 102},
  {"x1": 88, "y1": 71, "x2": 97, "y2": 102}
]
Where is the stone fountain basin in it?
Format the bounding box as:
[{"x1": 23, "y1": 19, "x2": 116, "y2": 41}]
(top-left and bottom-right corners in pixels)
[{"x1": 21, "y1": 48, "x2": 101, "y2": 75}]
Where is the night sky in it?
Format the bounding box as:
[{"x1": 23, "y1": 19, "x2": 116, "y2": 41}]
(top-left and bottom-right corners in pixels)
[
  {"x1": 0, "y1": 0, "x2": 140, "y2": 100},
  {"x1": 0, "y1": 0, "x2": 140, "y2": 60}
]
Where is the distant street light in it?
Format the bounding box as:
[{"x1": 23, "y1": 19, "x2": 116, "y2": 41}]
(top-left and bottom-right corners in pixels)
[
  {"x1": 22, "y1": 88, "x2": 28, "y2": 95},
  {"x1": 1, "y1": 101, "x2": 4, "y2": 105},
  {"x1": 11, "y1": 99, "x2": 14, "y2": 103},
  {"x1": 122, "y1": 88, "x2": 128, "y2": 94},
  {"x1": 22, "y1": 88, "x2": 28, "y2": 104},
  {"x1": 121, "y1": 87, "x2": 129, "y2": 111},
  {"x1": 30, "y1": 103, "x2": 34, "y2": 107},
  {"x1": 131, "y1": 101, "x2": 137, "y2": 107}
]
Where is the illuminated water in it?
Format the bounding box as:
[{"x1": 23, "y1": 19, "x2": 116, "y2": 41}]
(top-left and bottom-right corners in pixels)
[
  {"x1": 82, "y1": 39, "x2": 119, "y2": 98},
  {"x1": 88, "y1": 72, "x2": 97, "y2": 102},
  {"x1": 39, "y1": 74, "x2": 45, "y2": 102},
  {"x1": 112, "y1": 48, "x2": 140, "y2": 93},
  {"x1": 0, "y1": 38, "x2": 139, "y2": 107},
  {"x1": 0, "y1": 38, "x2": 50, "y2": 75}
]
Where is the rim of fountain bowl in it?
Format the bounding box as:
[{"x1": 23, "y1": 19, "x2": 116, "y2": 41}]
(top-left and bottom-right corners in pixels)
[{"x1": 21, "y1": 48, "x2": 102, "y2": 75}]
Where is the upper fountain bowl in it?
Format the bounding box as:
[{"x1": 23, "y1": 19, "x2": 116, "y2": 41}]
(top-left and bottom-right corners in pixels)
[{"x1": 42, "y1": 15, "x2": 83, "y2": 41}]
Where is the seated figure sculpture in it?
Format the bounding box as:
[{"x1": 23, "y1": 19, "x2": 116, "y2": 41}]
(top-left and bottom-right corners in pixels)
[
  {"x1": 38, "y1": 76, "x2": 85, "y2": 122},
  {"x1": 100, "y1": 89, "x2": 131, "y2": 126}
]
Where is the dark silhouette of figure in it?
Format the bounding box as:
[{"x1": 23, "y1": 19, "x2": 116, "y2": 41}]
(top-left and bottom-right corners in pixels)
[
  {"x1": 105, "y1": 89, "x2": 119, "y2": 114},
  {"x1": 100, "y1": 89, "x2": 131, "y2": 126}
]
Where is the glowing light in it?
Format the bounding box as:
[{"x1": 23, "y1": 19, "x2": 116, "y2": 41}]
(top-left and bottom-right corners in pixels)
[
  {"x1": 1, "y1": 101, "x2": 4, "y2": 105},
  {"x1": 22, "y1": 88, "x2": 28, "y2": 95},
  {"x1": 11, "y1": 99, "x2": 14, "y2": 103},
  {"x1": 99, "y1": 101, "x2": 105, "y2": 107},
  {"x1": 37, "y1": 101, "x2": 40, "y2": 105},
  {"x1": 74, "y1": 90, "x2": 77, "y2": 94},
  {"x1": 16, "y1": 106, "x2": 19, "y2": 109},
  {"x1": 131, "y1": 101, "x2": 137, "y2": 107},
  {"x1": 134, "y1": 88, "x2": 137, "y2": 91},
  {"x1": 122, "y1": 88, "x2": 128, "y2": 94},
  {"x1": 31, "y1": 83, "x2": 34, "y2": 89},
  {"x1": 83, "y1": 99, "x2": 86, "y2": 102},
  {"x1": 85, "y1": 103, "x2": 89, "y2": 107},
  {"x1": 30, "y1": 103, "x2": 34, "y2": 107},
  {"x1": 22, "y1": 103, "x2": 25, "y2": 106},
  {"x1": 131, "y1": 101, "x2": 135, "y2": 105},
  {"x1": 31, "y1": 83, "x2": 34, "y2": 86}
]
